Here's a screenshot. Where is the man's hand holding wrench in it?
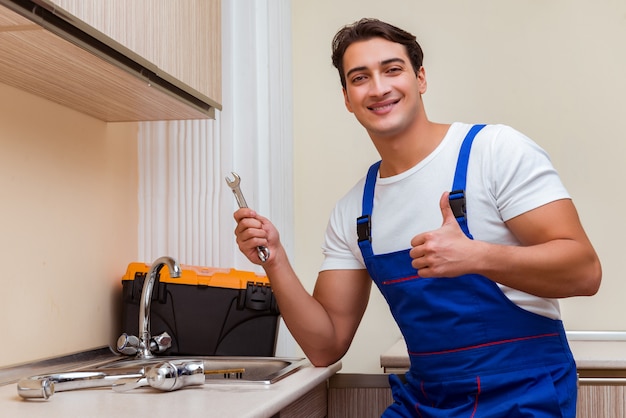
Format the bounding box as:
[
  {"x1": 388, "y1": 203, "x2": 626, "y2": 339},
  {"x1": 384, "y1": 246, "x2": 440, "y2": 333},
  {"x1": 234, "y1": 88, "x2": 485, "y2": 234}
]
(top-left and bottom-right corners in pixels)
[{"x1": 225, "y1": 172, "x2": 270, "y2": 263}]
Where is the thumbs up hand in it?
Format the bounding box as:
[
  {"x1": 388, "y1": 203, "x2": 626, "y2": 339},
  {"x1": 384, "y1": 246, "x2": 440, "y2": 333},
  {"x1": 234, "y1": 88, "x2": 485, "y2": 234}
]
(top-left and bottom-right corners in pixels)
[{"x1": 409, "y1": 191, "x2": 475, "y2": 278}]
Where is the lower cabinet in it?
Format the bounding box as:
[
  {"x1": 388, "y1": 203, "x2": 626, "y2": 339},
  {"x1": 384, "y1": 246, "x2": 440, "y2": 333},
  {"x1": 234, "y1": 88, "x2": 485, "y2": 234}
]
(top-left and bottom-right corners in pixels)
[
  {"x1": 327, "y1": 373, "x2": 626, "y2": 418},
  {"x1": 576, "y1": 379, "x2": 626, "y2": 418},
  {"x1": 328, "y1": 374, "x2": 392, "y2": 418},
  {"x1": 275, "y1": 382, "x2": 328, "y2": 418}
]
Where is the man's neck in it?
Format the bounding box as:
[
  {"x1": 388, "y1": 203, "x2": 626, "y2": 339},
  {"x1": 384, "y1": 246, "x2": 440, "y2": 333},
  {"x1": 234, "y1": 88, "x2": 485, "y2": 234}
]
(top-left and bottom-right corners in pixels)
[{"x1": 373, "y1": 121, "x2": 451, "y2": 177}]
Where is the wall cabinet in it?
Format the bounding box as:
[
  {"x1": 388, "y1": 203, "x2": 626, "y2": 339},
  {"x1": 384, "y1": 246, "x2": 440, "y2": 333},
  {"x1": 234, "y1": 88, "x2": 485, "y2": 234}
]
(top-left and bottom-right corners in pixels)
[
  {"x1": 51, "y1": 0, "x2": 221, "y2": 107},
  {"x1": 0, "y1": 0, "x2": 220, "y2": 121}
]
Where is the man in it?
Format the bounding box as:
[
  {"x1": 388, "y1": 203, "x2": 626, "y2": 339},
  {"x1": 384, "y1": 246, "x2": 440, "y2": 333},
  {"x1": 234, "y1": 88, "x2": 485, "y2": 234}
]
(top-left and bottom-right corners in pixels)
[{"x1": 233, "y1": 18, "x2": 601, "y2": 417}]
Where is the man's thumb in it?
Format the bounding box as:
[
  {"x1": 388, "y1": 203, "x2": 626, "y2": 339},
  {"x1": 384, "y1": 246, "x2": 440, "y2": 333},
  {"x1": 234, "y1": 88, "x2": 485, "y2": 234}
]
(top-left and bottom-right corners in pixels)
[{"x1": 440, "y1": 191, "x2": 457, "y2": 225}]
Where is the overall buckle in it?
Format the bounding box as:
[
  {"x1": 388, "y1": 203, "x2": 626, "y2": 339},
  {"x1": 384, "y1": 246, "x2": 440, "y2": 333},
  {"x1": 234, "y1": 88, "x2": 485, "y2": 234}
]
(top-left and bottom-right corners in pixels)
[
  {"x1": 449, "y1": 190, "x2": 467, "y2": 219},
  {"x1": 357, "y1": 215, "x2": 372, "y2": 242}
]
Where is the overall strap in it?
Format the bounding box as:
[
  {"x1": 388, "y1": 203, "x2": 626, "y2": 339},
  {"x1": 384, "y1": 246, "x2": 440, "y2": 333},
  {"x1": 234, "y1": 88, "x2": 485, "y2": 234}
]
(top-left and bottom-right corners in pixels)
[
  {"x1": 357, "y1": 160, "x2": 381, "y2": 257},
  {"x1": 449, "y1": 124, "x2": 486, "y2": 239}
]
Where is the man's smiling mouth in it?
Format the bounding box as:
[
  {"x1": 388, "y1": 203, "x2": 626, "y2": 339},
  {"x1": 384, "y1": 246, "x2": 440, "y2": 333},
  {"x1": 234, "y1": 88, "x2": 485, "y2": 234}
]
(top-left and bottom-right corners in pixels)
[{"x1": 368, "y1": 99, "x2": 400, "y2": 111}]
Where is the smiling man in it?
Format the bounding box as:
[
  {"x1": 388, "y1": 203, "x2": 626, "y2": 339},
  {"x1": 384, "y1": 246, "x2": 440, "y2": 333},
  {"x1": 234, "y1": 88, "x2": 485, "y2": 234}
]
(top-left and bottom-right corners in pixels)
[{"x1": 233, "y1": 18, "x2": 601, "y2": 417}]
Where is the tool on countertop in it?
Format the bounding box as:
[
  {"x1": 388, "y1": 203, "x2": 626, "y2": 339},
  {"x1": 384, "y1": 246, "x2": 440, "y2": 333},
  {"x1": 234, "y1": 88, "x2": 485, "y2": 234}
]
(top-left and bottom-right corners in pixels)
[
  {"x1": 112, "y1": 360, "x2": 246, "y2": 393},
  {"x1": 225, "y1": 172, "x2": 270, "y2": 263},
  {"x1": 17, "y1": 361, "x2": 247, "y2": 399}
]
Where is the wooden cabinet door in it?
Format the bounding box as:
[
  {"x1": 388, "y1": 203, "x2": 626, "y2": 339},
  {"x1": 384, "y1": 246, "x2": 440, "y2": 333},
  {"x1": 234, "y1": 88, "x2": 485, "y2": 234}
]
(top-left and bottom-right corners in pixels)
[
  {"x1": 51, "y1": 0, "x2": 221, "y2": 105},
  {"x1": 577, "y1": 384, "x2": 626, "y2": 418}
]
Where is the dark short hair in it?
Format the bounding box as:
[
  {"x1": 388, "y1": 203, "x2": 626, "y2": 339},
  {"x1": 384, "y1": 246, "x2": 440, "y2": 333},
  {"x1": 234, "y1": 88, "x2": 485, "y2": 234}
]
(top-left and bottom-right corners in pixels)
[{"x1": 331, "y1": 18, "x2": 424, "y2": 89}]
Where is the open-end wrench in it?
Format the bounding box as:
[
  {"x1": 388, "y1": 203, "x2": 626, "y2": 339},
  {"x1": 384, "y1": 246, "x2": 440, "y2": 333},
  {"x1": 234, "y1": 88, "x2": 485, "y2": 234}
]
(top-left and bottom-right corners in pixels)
[{"x1": 225, "y1": 172, "x2": 270, "y2": 263}]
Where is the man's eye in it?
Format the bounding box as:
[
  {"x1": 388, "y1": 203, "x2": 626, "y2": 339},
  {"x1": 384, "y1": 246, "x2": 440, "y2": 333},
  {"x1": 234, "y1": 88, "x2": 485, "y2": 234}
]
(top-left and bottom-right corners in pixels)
[
  {"x1": 351, "y1": 75, "x2": 366, "y2": 83},
  {"x1": 387, "y1": 67, "x2": 402, "y2": 74}
]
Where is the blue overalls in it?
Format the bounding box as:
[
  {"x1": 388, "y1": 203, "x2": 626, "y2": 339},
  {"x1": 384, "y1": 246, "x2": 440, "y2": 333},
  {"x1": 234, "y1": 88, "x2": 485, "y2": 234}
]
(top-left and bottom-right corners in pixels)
[{"x1": 357, "y1": 125, "x2": 577, "y2": 417}]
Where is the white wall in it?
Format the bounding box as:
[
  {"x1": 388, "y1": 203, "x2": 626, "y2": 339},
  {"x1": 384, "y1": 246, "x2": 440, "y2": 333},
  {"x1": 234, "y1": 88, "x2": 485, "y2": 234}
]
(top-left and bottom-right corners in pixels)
[
  {"x1": 292, "y1": 0, "x2": 626, "y2": 373},
  {"x1": 0, "y1": 83, "x2": 138, "y2": 366}
]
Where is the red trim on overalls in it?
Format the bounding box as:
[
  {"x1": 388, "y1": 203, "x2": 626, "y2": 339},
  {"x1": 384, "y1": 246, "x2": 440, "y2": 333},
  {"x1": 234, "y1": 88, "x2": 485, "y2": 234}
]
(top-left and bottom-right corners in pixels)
[{"x1": 409, "y1": 333, "x2": 560, "y2": 356}]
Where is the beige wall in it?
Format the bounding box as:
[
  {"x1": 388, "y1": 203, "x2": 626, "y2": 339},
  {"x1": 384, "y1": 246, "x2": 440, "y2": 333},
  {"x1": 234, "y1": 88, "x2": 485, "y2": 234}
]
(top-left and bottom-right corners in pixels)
[
  {"x1": 0, "y1": 83, "x2": 138, "y2": 366},
  {"x1": 292, "y1": 0, "x2": 626, "y2": 372}
]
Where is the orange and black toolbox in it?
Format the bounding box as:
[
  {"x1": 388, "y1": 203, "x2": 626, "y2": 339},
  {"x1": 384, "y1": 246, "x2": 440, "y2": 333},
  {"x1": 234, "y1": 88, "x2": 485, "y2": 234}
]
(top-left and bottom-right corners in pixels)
[{"x1": 121, "y1": 262, "x2": 280, "y2": 356}]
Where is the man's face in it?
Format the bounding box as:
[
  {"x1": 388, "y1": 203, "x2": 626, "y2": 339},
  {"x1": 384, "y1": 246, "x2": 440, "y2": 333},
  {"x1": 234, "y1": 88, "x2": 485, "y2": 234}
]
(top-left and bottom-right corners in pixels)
[{"x1": 342, "y1": 38, "x2": 426, "y2": 139}]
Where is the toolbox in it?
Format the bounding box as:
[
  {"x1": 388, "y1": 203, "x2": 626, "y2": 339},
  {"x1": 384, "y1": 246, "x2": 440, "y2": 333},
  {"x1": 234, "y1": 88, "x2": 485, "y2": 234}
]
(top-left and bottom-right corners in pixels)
[{"x1": 121, "y1": 262, "x2": 280, "y2": 356}]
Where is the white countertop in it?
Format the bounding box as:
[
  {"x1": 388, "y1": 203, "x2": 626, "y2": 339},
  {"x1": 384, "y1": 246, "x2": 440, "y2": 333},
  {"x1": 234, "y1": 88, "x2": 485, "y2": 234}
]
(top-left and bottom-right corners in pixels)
[
  {"x1": 381, "y1": 335, "x2": 626, "y2": 372},
  {"x1": 0, "y1": 362, "x2": 341, "y2": 418}
]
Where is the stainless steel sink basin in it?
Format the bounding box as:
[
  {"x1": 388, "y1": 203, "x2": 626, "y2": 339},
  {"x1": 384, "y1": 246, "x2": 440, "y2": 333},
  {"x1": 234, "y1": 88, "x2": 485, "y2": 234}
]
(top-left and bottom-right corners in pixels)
[
  {"x1": 17, "y1": 356, "x2": 309, "y2": 400},
  {"x1": 96, "y1": 356, "x2": 308, "y2": 384}
]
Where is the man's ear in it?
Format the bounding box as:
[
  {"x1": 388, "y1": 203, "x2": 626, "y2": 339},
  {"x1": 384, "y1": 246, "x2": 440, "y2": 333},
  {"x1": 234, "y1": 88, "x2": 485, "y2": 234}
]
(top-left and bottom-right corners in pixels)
[
  {"x1": 343, "y1": 88, "x2": 354, "y2": 113},
  {"x1": 417, "y1": 66, "x2": 427, "y2": 94}
]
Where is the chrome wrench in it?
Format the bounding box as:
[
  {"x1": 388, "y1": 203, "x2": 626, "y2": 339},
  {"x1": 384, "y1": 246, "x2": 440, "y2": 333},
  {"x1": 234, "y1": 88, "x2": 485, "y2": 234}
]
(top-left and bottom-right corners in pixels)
[{"x1": 225, "y1": 172, "x2": 270, "y2": 263}]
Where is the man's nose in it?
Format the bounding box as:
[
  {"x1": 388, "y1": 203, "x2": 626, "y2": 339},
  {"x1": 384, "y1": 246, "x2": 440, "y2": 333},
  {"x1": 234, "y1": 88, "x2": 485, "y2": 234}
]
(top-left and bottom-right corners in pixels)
[{"x1": 369, "y1": 74, "x2": 391, "y2": 96}]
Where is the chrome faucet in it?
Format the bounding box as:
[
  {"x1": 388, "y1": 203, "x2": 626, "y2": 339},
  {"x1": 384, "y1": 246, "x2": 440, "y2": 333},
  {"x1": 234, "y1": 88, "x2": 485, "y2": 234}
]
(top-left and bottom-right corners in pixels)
[
  {"x1": 117, "y1": 256, "x2": 181, "y2": 359},
  {"x1": 138, "y1": 256, "x2": 181, "y2": 358}
]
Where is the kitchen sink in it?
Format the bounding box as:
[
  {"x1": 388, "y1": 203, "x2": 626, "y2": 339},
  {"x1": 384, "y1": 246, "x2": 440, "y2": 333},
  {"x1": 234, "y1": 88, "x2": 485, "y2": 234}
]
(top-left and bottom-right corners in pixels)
[
  {"x1": 17, "y1": 356, "x2": 309, "y2": 399},
  {"x1": 95, "y1": 355, "x2": 308, "y2": 384}
]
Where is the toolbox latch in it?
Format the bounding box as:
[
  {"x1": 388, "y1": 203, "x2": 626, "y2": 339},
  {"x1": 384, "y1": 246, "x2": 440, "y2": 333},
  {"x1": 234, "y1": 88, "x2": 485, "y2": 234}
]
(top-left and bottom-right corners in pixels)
[{"x1": 240, "y1": 282, "x2": 274, "y2": 311}]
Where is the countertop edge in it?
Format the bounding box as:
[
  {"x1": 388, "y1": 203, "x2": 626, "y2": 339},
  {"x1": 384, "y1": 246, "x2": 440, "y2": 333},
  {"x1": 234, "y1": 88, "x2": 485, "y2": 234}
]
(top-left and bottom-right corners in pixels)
[{"x1": 247, "y1": 362, "x2": 342, "y2": 417}]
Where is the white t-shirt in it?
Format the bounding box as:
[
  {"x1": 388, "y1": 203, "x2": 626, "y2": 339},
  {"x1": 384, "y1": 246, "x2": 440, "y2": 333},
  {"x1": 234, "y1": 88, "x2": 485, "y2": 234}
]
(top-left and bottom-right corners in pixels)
[{"x1": 320, "y1": 122, "x2": 570, "y2": 319}]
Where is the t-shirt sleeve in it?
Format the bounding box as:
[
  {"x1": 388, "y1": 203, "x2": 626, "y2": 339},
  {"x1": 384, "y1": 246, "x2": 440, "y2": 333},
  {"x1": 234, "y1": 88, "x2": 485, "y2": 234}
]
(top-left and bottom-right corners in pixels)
[
  {"x1": 319, "y1": 189, "x2": 367, "y2": 272},
  {"x1": 489, "y1": 125, "x2": 570, "y2": 222}
]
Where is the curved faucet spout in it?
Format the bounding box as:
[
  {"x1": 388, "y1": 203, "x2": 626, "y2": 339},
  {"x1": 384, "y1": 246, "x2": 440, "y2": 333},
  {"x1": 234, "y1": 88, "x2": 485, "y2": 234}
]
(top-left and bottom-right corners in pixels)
[{"x1": 138, "y1": 256, "x2": 181, "y2": 359}]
